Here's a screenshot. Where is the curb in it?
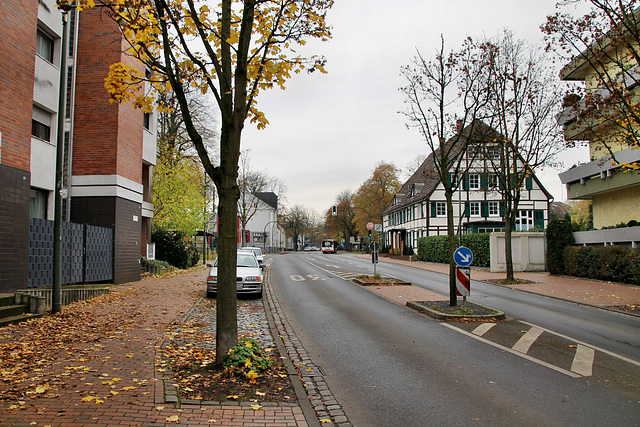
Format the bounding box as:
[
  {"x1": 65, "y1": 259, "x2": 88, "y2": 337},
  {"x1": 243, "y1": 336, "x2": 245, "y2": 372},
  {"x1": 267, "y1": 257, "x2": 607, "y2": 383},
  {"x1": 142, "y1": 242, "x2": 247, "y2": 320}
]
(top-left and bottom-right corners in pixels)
[{"x1": 406, "y1": 300, "x2": 506, "y2": 320}]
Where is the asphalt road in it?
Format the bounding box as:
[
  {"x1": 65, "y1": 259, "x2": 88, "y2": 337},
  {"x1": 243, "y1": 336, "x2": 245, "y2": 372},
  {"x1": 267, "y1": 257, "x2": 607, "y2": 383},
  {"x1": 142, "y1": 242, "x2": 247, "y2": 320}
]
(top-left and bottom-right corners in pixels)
[{"x1": 268, "y1": 252, "x2": 640, "y2": 427}]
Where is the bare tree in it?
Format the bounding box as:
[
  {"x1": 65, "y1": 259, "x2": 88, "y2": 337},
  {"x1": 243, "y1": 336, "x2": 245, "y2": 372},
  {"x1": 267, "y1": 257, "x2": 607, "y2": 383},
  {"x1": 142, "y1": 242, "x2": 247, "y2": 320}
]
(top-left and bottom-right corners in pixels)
[
  {"x1": 400, "y1": 36, "x2": 491, "y2": 306},
  {"x1": 479, "y1": 30, "x2": 564, "y2": 282},
  {"x1": 237, "y1": 149, "x2": 286, "y2": 245},
  {"x1": 281, "y1": 205, "x2": 311, "y2": 251},
  {"x1": 542, "y1": 0, "x2": 640, "y2": 170}
]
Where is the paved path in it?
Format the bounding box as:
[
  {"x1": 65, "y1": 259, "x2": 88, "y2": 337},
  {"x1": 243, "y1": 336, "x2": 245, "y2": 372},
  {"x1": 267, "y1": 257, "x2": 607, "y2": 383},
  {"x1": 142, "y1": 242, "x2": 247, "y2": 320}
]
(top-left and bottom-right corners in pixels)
[{"x1": 0, "y1": 267, "x2": 310, "y2": 427}]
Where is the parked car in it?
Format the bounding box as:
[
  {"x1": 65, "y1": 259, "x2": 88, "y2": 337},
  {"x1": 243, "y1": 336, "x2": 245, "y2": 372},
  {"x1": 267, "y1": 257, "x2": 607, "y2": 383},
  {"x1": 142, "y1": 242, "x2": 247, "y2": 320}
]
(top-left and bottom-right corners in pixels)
[
  {"x1": 241, "y1": 246, "x2": 265, "y2": 267},
  {"x1": 206, "y1": 251, "x2": 263, "y2": 298}
]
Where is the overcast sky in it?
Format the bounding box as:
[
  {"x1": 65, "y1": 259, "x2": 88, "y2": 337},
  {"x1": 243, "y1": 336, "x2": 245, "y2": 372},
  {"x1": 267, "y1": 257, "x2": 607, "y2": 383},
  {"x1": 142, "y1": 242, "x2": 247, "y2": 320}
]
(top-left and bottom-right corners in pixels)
[{"x1": 241, "y1": 0, "x2": 590, "y2": 214}]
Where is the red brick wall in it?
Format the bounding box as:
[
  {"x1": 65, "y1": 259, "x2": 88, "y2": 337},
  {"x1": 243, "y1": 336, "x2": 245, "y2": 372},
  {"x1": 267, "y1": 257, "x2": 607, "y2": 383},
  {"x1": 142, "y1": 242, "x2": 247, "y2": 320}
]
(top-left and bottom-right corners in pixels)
[
  {"x1": 0, "y1": 0, "x2": 38, "y2": 171},
  {"x1": 73, "y1": 8, "x2": 143, "y2": 183}
]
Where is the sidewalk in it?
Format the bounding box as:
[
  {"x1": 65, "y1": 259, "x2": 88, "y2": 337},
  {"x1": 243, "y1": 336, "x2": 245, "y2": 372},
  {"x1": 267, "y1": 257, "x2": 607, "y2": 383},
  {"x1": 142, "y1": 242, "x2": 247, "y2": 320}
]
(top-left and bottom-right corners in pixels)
[
  {"x1": 0, "y1": 267, "x2": 310, "y2": 427},
  {"x1": 367, "y1": 256, "x2": 640, "y2": 311}
]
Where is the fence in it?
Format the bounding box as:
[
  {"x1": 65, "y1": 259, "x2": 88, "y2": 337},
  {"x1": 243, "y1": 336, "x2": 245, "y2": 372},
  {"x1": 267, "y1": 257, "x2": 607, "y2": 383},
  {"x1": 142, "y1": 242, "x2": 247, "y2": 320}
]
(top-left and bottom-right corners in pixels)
[
  {"x1": 16, "y1": 288, "x2": 112, "y2": 309},
  {"x1": 28, "y1": 218, "x2": 113, "y2": 288}
]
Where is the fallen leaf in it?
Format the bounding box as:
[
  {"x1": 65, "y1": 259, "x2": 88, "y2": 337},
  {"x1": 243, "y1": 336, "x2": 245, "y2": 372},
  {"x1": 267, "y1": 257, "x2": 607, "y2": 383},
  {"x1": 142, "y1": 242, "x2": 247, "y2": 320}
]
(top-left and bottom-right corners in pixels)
[
  {"x1": 256, "y1": 391, "x2": 266, "y2": 396},
  {"x1": 250, "y1": 404, "x2": 262, "y2": 410},
  {"x1": 82, "y1": 396, "x2": 95, "y2": 402},
  {"x1": 166, "y1": 415, "x2": 180, "y2": 422},
  {"x1": 225, "y1": 395, "x2": 239, "y2": 400},
  {"x1": 320, "y1": 419, "x2": 332, "y2": 424}
]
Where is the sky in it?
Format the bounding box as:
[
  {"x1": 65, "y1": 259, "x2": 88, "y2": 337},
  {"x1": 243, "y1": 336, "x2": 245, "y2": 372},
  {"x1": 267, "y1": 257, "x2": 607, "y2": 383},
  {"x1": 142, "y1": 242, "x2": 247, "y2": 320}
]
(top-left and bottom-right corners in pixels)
[{"x1": 241, "y1": 0, "x2": 590, "y2": 214}]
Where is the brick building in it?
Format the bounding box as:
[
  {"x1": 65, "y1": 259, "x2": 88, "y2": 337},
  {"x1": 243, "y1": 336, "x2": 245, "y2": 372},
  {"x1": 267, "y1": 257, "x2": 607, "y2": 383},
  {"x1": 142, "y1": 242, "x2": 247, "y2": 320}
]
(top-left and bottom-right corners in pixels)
[{"x1": 0, "y1": 0, "x2": 156, "y2": 292}]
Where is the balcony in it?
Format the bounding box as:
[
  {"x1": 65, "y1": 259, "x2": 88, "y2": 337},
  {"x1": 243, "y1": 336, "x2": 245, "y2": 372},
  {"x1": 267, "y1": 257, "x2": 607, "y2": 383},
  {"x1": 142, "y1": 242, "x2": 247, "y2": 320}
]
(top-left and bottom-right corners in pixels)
[{"x1": 559, "y1": 146, "x2": 640, "y2": 199}]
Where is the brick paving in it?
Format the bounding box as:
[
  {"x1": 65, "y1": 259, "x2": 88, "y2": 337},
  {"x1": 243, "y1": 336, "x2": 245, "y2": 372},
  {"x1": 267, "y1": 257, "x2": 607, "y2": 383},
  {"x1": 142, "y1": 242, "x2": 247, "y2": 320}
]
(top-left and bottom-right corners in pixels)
[{"x1": 0, "y1": 267, "x2": 309, "y2": 427}]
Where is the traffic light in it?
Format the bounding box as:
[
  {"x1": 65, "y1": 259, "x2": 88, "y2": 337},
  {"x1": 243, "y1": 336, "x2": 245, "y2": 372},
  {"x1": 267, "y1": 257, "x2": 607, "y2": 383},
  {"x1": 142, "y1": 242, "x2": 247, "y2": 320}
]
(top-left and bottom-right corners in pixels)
[
  {"x1": 368, "y1": 230, "x2": 372, "y2": 237},
  {"x1": 331, "y1": 205, "x2": 337, "y2": 215}
]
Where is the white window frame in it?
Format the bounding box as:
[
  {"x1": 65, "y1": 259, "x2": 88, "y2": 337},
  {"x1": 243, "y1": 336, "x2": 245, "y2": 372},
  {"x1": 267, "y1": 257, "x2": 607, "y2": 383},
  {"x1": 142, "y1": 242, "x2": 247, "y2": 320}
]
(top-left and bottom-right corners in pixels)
[
  {"x1": 436, "y1": 202, "x2": 446, "y2": 217},
  {"x1": 488, "y1": 174, "x2": 499, "y2": 189},
  {"x1": 488, "y1": 201, "x2": 499, "y2": 217},
  {"x1": 515, "y1": 210, "x2": 534, "y2": 231},
  {"x1": 469, "y1": 201, "x2": 480, "y2": 217},
  {"x1": 469, "y1": 174, "x2": 480, "y2": 190}
]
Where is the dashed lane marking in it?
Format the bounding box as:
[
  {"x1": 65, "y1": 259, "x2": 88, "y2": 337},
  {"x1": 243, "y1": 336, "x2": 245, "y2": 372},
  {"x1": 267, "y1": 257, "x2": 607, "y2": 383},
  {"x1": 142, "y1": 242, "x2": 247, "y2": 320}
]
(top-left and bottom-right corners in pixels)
[
  {"x1": 472, "y1": 322, "x2": 496, "y2": 336},
  {"x1": 572, "y1": 345, "x2": 595, "y2": 377},
  {"x1": 512, "y1": 327, "x2": 544, "y2": 354}
]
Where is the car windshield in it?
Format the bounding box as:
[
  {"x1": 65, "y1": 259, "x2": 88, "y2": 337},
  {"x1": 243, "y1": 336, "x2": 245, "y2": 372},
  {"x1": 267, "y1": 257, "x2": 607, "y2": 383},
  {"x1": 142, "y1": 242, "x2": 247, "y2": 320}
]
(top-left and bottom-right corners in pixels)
[{"x1": 213, "y1": 254, "x2": 259, "y2": 268}]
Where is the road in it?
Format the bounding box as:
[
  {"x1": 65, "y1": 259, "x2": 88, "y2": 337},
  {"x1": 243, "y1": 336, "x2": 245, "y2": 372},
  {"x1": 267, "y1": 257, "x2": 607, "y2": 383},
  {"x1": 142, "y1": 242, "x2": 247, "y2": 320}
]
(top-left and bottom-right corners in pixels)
[{"x1": 268, "y1": 252, "x2": 640, "y2": 426}]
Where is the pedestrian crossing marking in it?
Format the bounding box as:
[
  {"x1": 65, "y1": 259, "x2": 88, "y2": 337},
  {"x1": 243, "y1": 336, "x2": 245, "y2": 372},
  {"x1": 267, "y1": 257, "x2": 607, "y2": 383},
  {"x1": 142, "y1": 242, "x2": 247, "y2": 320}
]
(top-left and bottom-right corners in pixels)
[{"x1": 472, "y1": 323, "x2": 496, "y2": 336}]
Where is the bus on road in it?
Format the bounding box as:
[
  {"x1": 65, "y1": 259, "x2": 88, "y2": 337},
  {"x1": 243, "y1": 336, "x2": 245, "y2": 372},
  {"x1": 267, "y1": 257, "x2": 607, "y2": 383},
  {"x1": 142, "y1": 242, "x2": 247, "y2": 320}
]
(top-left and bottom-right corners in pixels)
[{"x1": 321, "y1": 239, "x2": 339, "y2": 254}]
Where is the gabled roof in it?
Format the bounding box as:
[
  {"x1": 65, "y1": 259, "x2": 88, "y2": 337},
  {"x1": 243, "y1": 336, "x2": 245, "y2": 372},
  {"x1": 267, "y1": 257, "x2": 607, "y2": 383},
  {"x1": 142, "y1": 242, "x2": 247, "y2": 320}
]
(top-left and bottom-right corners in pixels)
[
  {"x1": 382, "y1": 121, "x2": 499, "y2": 215},
  {"x1": 254, "y1": 192, "x2": 278, "y2": 210}
]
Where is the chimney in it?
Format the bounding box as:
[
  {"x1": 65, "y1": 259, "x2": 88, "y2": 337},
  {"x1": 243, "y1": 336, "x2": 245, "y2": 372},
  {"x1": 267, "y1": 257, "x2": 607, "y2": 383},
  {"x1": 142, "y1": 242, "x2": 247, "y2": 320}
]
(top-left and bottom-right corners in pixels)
[{"x1": 456, "y1": 119, "x2": 463, "y2": 134}]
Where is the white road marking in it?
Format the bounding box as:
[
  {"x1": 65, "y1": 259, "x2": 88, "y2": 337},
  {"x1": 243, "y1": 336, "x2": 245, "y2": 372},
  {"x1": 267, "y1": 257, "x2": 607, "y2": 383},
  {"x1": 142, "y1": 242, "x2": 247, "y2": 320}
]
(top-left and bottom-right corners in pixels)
[
  {"x1": 571, "y1": 345, "x2": 595, "y2": 377},
  {"x1": 472, "y1": 323, "x2": 496, "y2": 336},
  {"x1": 442, "y1": 323, "x2": 582, "y2": 378},
  {"x1": 520, "y1": 321, "x2": 640, "y2": 368},
  {"x1": 512, "y1": 327, "x2": 544, "y2": 354}
]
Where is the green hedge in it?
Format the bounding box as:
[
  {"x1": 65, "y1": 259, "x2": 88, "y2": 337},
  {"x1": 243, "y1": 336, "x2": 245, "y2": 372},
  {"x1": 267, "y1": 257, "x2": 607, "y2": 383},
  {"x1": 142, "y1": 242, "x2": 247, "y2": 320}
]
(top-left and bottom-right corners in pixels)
[
  {"x1": 546, "y1": 218, "x2": 575, "y2": 275},
  {"x1": 152, "y1": 229, "x2": 200, "y2": 269},
  {"x1": 417, "y1": 233, "x2": 490, "y2": 267},
  {"x1": 563, "y1": 246, "x2": 640, "y2": 285}
]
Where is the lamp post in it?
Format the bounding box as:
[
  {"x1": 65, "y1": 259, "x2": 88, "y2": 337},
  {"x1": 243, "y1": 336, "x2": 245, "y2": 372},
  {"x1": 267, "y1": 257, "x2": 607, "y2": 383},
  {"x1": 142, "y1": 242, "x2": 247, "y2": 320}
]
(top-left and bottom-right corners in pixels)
[
  {"x1": 52, "y1": 2, "x2": 75, "y2": 313},
  {"x1": 263, "y1": 219, "x2": 279, "y2": 254}
]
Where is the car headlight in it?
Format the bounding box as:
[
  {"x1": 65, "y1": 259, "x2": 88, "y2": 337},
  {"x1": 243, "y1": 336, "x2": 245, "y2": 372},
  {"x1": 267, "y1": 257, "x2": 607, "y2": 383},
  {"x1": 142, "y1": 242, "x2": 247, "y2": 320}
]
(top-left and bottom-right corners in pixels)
[{"x1": 245, "y1": 276, "x2": 261, "y2": 282}]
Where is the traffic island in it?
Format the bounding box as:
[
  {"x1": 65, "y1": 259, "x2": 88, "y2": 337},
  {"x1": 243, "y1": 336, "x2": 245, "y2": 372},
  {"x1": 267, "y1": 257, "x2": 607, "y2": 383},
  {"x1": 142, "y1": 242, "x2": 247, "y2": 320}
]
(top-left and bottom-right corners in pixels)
[
  {"x1": 353, "y1": 275, "x2": 411, "y2": 286},
  {"x1": 407, "y1": 300, "x2": 505, "y2": 321}
]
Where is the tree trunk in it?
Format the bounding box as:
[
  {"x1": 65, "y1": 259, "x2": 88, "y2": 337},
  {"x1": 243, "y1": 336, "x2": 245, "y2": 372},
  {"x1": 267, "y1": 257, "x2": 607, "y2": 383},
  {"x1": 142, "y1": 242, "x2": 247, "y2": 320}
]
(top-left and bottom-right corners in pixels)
[
  {"x1": 446, "y1": 192, "x2": 457, "y2": 306},
  {"x1": 215, "y1": 177, "x2": 239, "y2": 364},
  {"x1": 504, "y1": 209, "x2": 514, "y2": 282}
]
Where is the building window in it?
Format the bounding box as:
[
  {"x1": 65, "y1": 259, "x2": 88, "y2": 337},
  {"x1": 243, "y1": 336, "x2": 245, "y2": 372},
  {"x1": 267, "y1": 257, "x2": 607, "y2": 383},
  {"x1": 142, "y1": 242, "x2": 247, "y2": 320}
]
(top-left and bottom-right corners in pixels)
[
  {"x1": 469, "y1": 174, "x2": 480, "y2": 190},
  {"x1": 143, "y1": 112, "x2": 151, "y2": 130},
  {"x1": 488, "y1": 174, "x2": 498, "y2": 189},
  {"x1": 488, "y1": 201, "x2": 499, "y2": 217},
  {"x1": 436, "y1": 202, "x2": 446, "y2": 217},
  {"x1": 36, "y1": 29, "x2": 54, "y2": 63},
  {"x1": 30, "y1": 189, "x2": 48, "y2": 219},
  {"x1": 32, "y1": 106, "x2": 52, "y2": 142},
  {"x1": 515, "y1": 210, "x2": 534, "y2": 231},
  {"x1": 487, "y1": 146, "x2": 501, "y2": 160},
  {"x1": 469, "y1": 202, "x2": 480, "y2": 217}
]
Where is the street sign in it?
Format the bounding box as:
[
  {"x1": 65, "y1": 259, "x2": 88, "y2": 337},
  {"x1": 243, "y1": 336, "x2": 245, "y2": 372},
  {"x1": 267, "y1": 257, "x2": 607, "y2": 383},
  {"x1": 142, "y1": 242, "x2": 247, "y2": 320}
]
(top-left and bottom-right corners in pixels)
[
  {"x1": 455, "y1": 267, "x2": 470, "y2": 296},
  {"x1": 374, "y1": 224, "x2": 382, "y2": 233},
  {"x1": 371, "y1": 251, "x2": 378, "y2": 264},
  {"x1": 369, "y1": 241, "x2": 380, "y2": 252},
  {"x1": 366, "y1": 222, "x2": 374, "y2": 230},
  {"x1": 453, "y1": 246, "x2": 473, "y2": 267}
]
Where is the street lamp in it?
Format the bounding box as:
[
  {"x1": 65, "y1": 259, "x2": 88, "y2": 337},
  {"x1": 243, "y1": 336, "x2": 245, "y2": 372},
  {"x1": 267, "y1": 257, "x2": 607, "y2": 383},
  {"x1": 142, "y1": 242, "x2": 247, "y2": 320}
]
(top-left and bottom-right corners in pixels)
[{"x1": 52, "y1": 1, "x2": 75, "y2": 313}]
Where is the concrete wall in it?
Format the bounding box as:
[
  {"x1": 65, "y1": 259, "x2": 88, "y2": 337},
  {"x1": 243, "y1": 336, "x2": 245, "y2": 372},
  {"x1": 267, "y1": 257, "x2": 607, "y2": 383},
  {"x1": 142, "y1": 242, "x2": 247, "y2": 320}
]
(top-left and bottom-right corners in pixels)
[{"x1": 490, "y1": 232, "x2": 546, "y2": 273}]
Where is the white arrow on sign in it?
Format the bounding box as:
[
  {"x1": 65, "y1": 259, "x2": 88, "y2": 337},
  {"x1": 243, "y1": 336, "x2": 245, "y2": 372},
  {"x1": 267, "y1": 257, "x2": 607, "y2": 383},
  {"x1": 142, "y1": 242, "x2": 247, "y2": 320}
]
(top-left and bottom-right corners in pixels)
[{"x1": 459, "y1": 253, "x2": 472, "y2": 263}]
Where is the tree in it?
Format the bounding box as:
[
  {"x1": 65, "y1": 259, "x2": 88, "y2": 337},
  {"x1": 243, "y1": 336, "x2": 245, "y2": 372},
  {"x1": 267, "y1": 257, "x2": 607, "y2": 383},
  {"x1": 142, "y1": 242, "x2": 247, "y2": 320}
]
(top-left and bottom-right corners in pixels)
[
  {"x1": 569, "y1": 199, "x2": 593, "y2": 231},
  {"x1": 400, "y1": 36, "x2": 491, "y2": 306},
  {"x1": 95, "y1": 0, "x2": 332, "y2": 363},
  {"x1": 353, "y1": 162, "x2": 401, "y2": 238},
  {"x1": 478, "y1": 30, "x2": 564, "y2": 282},
  {"x1": 154, "y1": 90, "x2": 217, "y2": 235},
  {"x1": 542, "y1": 0, "x2": 640, "y2": 170},
  {"x1": 237, "y1": 149, "x2": 285, "y2": 245},
  {"x1": 325, "y1": 191, "x2": 358, "y2": 251},
  {"x1": 281, "y1": 205, "x2": 311, "y2": 251}
]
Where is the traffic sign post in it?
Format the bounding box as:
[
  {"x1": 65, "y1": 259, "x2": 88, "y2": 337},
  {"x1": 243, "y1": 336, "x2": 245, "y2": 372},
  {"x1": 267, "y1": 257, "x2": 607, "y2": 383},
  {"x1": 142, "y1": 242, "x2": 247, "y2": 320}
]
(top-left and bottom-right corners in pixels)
[
  {"x1": 369, "y1": 241, "x2": 380, "y2": 276},
  {"x1": 455, "y1": 267, "x2": 471, "y2": 300},
  {"x1": 453, "y1": 246, "x2": 473, "y2": 267}
]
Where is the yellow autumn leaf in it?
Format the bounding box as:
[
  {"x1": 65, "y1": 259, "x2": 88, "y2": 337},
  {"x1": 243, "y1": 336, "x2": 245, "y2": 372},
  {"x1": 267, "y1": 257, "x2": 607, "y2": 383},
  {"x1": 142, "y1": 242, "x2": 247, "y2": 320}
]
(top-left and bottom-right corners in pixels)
[
  {"x1": 156, "y1": 406, "x2": 165, "y2": 411},
  {"x1": 35, "y1": 384, "x2": 50, "y2": 394},
  {"x1": 95, "y1": 398, "x2": 104, "y2": 404},
  {"x1": 256, "y1": 391, "x2": 266, "y2": 396},
  {"x1": 250, "y1": 404, "x2": 262, "y2": 410},
  {"x1": 9, "y1": 405, "x2": 18, "y2": 410},
  {"x1": 166, "y1": 415, "x2": 180, "y2": 422},
  {"x1": 110, "y1": 391, "x2": 119, "y2": 396},
  {"x1": 320, "y1": 419, "x2": 332, "y2": 424},
  {"x1": 226, "y1": 395, "x2": 239, "y2": 400},
  {"x1": 82, "y1": 396, "x2": 95, "y2": 402},
  {"x1": 121, "y1": 386, "x2": 137, "y2": 391}
]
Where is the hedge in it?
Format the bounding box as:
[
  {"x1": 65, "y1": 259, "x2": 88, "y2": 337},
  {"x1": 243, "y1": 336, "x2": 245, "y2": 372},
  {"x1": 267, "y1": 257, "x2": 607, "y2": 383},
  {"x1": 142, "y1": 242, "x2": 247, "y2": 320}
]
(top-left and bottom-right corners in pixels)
[
  {"x1": 152, "y1": 229, "x2": 200, "y2": 269},
  {"x1": 417, "y1": 233, "x2": 490, "y2": 267},
  {"x1": 563, "y1": 246, "x2": 640, "y2": 285}
]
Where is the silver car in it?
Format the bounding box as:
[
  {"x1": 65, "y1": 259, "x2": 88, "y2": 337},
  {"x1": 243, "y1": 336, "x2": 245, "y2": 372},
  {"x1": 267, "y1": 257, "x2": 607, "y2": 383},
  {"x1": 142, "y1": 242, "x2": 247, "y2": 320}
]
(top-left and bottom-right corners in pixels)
[
  {"x1": 241, "y1": 246, "x2": 265, "y2": 267},
  {"x1": 206, "y1": 251, "x2": 263, "y2": 298}
]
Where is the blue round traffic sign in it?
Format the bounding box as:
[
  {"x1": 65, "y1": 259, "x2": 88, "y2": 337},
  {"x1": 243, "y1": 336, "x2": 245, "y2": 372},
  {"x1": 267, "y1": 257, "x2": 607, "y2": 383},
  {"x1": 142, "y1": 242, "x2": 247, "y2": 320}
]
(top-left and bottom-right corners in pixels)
[{"x1": 454, "y1": 246, "x2": 473, "y2": 267}]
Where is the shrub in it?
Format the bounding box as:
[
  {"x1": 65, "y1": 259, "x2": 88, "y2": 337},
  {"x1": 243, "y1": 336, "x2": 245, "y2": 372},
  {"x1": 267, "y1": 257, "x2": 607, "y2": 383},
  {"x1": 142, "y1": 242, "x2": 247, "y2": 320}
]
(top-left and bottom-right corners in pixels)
[
  {"x1": 546, "y1": 219, "x2": 574, "y2": 274},
  {"x1": 416, "y1": 233, "x2": 490, "y2": 267},
  {"x1": 403, "y1": 245, "x2": 414, "y2": 256},
  {"x1": 152, "y1": 229, "x2": 200, "y2": 269},
  {"x1": 563, "y1": 245, "x2": 640, "y2": 285},
  {"x1": 223, "y1": 338, "x2": 274, "y2": 383},
  {"x1": 140, "y1": 258, "x2": 172, "y2": 274}
]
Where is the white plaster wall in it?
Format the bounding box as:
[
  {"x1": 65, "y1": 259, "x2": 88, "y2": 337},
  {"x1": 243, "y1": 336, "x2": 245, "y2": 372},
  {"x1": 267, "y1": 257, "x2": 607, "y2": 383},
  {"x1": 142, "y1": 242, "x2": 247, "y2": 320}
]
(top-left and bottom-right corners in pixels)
[{"x1": 490, "y1": 232, "x2": 546, "y2": 272}]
